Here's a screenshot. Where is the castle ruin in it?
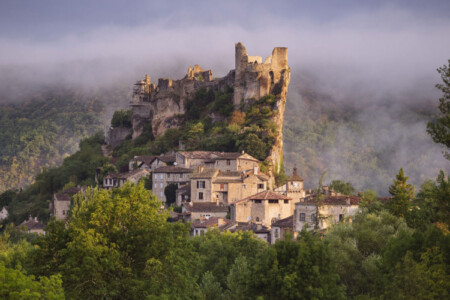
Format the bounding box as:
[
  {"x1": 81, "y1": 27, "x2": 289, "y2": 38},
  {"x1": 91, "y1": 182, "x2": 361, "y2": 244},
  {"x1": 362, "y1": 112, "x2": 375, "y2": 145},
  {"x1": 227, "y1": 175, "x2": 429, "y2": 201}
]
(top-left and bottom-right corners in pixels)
[{"x1": 128, "y1": 42, "x2": 290, "y2": 173}]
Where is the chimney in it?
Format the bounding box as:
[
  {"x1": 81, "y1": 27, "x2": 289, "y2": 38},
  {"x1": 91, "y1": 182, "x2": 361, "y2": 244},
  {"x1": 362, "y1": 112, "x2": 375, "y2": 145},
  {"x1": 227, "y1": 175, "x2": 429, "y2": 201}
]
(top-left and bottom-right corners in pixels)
[
  {"x1": 253, "y1": 166, "x2": 259, "y2": 175},
  {"x1": 346, "y1": 198, "x2": 351, "y2": 205}
]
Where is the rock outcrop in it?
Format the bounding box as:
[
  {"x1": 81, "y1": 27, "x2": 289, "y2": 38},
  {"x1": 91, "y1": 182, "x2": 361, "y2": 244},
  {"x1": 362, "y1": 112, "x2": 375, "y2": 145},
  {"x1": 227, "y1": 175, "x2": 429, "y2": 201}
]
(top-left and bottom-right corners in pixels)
[{"x1": 129, "y1": 42, "x2": 290, "y2": 174}]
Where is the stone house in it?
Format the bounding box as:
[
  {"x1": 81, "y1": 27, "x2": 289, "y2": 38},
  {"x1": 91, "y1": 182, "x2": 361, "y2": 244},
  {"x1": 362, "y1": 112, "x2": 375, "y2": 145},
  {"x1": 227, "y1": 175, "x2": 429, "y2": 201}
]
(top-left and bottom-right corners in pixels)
[
  {"x1": 274, "y1": 167, "x2": 307, "y2": 210},
  {"x1": 50, "y1": 187, "x2": 84, "y2": 221},
  {"x1": 181, "y1": 202, "x2": 228, "y2": 222},
  {"x1": 175, "y1": 151, "x2": 260, "y2": 172},
  {"x1": 222, "y1": 222, "x2": 272, "y2": 243},
  {"x1": 294, "y1": 195, "x2": 360, "y2": 232},
  {"x1": 230, "y1": 191, "x2": 293, "y2": 227},
  {"x1": 152, "y1": 166, "x2": 193, "y2": 203},
  {"x1": 271, "y1": 215, "x2": 296, "y2": 244},
  {"x1": 128, "y1": 155, "x2": 157, "y2": 171},
  {"x1": 190, "y1": 167, "x2": 269, "y2": 204},
  {"x1": 176, "y1": 184, "x2": 191, "y2": 206},
  {"x1": 20, "y1": 216, "x2": 45, "y2": 235},
  {"x1": 103, "y1": 169, "x2": 150, "y2": 190},
  {"x1": 0, "y1": 206, "x2": 8, "y2": 220},
  {"x1": 191, "y1": 217, "x2": 231, "y2": 236}
]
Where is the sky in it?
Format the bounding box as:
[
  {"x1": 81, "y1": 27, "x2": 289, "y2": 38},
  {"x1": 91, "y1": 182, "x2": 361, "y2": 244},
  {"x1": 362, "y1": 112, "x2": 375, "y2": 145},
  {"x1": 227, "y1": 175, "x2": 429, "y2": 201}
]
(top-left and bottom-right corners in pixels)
[
  {"x1": 1, "y1": 0, "x2": 449, "y2": 97},
  {"x1": 0, "y1": 0, "x2": 449, "y2": 191}
]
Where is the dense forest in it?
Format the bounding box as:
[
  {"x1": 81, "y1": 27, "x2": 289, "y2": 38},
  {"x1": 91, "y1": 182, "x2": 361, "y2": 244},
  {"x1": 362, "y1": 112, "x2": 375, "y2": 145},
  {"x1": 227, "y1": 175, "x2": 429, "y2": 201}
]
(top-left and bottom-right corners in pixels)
[{"x1": 0, "y1": 176, "x2": 448, "y2": 299}]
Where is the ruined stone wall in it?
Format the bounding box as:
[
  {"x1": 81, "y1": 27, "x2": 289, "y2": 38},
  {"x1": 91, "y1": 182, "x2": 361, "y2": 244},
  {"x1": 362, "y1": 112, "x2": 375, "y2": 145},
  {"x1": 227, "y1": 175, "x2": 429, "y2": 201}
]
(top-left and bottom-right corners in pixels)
[{"x1": 129, "y1": 42, "x2": 290, "y2": 181}]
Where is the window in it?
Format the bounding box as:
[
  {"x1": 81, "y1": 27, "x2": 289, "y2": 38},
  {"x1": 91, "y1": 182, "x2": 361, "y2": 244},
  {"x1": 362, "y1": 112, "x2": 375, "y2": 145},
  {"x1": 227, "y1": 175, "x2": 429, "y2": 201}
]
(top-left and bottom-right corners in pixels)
[
  {"x1": 227, "y1": 160, "x2": 231, "y2": 166},
  {"x1": 167, "y1": 173, "x2": 171, "y2": 178},
  {"x1": 299, "y1": 213, "x2": 305, "y2": 221},
  {"x1": 160, "y1": 192, "x2": 163, "y2": 198},
  {"x1": 220, "y1": 184, "x2": 224, "y2": 190},
  {"x1": 311, "y1": 214, "x2": 316, "y2": 222},
  {"x1": 199, "y1": 192, "x2": 204, "y2": 200},
  {"x1": 339, "y1": 214, "x2": 344, "y2": 222},
  {"x1": 160, "y1": 183, "x2": 163, "y2": 188},
  {"x1": 242, "y1": 184, "x2": 246, "y2": 189},
  {"x1": 197, "y1": 181, "x2": 205, "y2": 189},
  {"x1": 293, "y1": 182, "x2": 298, "y2": 187},
  {"x1": 254, "y1": 200, "x2": 262, "y2": 204},
  {"x1": 269, "y1": 200, "x2": 278, "y2": 204},
  {"x1": 274, "y1": 228, "x2": 279, "y2": 238},
  {"x1": 154, "y1": 183, "x2": 157, "y2": 189},
  {"x1": 62, "y1": 210, "x2": 66, "y2": 215},
  {"x1": 258, "y1": 183, "x2": 264, "y2": 189},
  {"x1": 180, "y1": 173, "x2": 183, "y2": 178},
  {"x1": 154, "y1": 174, "x2": 157, "y2": 180},
  {"x1": 284, "y1": 200, "x2": 288, "y2": 204},
  {"x1": 256, "y1": 217, "x2": 260, "y2": 222}
]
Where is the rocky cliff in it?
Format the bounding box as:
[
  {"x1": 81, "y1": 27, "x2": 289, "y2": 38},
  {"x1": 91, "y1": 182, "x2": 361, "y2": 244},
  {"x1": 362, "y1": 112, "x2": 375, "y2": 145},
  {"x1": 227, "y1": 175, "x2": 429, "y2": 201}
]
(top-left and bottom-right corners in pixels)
[{"x1": 129, "y1": 42, "x2": 290, "y2": 173}]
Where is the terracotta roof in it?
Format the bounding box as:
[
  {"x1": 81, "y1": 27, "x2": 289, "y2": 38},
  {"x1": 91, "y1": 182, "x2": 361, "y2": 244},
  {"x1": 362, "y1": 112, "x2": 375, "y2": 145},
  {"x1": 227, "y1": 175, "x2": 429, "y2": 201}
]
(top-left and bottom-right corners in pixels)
[
  {"x1": 21, "y1": 217, "x2": 45, "y2": 230},
  {"x1": 249, "y1": 191, "x2": 291, "y2": 201},
  {"x1": 61, "y1": 187, "x2": 82, "y2": 195},
  {"x1": 299, "y1": 195, "x2": 361, "y2": 206},
  {"x1": 226, "y1": 222, "x2": 271, "y2": 234},
  {"x1": 191, "y1": 169, "x2": 219, "y2": 179},
  {"x1": 177, "y1": 184, "x2": 191, "y2": 193},
  {"x1": 177, "y1": 151, "x2": 259, "y2": 162},
  {"x1": 105, "y1": 168, "x2": 149, "y2": 179},
  {"x1": 272, "y1": 215, "x2": 294, "y2": 228},
  {"x1": 134, "y1": 155, "x2": 157, "y2": 166},
  {"x1": 183, "y1": 202, "x2": 228, "y2": 213},
  {"x1": 192, "y1": 217, "x2": 231, "y2": 229},
  {"x1": 54, "y1": 193, "x2": 71, "y2": 201},
  {"x1": 154, "y1": 166, "x2": 193, "y2": 173},
  {"x1": 157, "y1": 154, "x2": 176, "y2": 163},
  {"x1": 287, "y1": 167, "x2": 304, "y2": 182}
]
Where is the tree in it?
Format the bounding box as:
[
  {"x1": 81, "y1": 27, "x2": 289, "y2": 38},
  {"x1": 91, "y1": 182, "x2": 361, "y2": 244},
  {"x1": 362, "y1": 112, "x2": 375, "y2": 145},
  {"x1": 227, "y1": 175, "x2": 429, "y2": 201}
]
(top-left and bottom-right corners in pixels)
[
  {"x1": 164, "y1": 183, "x2": 178, "y2": 206},
  {"x1": 252, "y1": 231, "x2": 346, "y2": 300},
  {"x1": 31, "y1": 183, "x2": 199, "y2": 299},
  {"x1": 111, "y1": 109, "x2": 132, "y2": 128},
  {"x1": 427, "y1": 60, "x2": 450, "y2": 159},
  {"x1": 329, "y1": 180, "x2": 355, "y2": 195},
  {"x1": 388, "y1": 168, "x2": 414, "y2": 217}
]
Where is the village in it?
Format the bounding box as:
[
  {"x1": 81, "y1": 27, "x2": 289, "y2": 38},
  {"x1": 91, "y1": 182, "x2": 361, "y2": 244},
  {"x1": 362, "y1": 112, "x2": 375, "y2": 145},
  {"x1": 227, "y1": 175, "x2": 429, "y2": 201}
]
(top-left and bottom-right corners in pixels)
[
  {"x1": 0, "y1": 43, "x2": 364, "y2": 243},
  {"x1": 41, "y1": 150, "x2": 363, "y2": 244}
]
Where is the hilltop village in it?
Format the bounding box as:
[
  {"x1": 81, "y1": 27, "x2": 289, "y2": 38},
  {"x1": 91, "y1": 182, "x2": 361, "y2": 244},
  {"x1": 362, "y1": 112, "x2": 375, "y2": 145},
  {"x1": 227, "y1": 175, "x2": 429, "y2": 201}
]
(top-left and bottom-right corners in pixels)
[{"x1": 43, "y1": 43, "x2": 363, "y2": 243}]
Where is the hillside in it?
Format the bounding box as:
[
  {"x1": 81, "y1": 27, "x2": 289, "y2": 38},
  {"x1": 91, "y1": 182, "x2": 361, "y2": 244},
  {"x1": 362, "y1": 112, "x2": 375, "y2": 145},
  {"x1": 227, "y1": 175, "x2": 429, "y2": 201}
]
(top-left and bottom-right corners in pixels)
[{"x1": 0, "y1": 88, "x2": 130, "y2": 193}]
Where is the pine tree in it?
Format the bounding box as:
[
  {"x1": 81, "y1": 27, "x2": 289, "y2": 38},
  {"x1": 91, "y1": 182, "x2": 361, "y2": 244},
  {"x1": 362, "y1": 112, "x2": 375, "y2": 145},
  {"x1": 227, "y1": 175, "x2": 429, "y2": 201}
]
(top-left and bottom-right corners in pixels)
[
  {"x1": 427, "y1": 59, "x2": 450, "y2": 159},
  {"x1": 388, "y1": 168, "x2": 415, "y2": 217}
]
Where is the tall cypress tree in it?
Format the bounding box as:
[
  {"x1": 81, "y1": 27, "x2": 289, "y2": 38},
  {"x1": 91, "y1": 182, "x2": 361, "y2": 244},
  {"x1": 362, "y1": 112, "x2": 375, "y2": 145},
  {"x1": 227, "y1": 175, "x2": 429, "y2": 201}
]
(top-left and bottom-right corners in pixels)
[{"x1": 388, "y1": 168, "x2": 415, "y2": 217}]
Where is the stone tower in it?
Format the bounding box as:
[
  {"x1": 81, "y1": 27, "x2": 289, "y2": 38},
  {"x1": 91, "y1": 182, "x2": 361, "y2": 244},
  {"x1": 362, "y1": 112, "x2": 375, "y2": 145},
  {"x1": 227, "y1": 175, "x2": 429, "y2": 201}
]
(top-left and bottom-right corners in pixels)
[{"x1": 233, "y1": 43, "x2": 291, "y2": 174}]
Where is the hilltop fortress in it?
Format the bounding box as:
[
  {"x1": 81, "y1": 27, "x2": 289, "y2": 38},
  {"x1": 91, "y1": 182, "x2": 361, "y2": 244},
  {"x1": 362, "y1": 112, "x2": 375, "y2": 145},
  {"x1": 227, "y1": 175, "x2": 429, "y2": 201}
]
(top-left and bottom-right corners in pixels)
[{"x1": 128, "y1": 42, "x2": 290, "y2": 172}]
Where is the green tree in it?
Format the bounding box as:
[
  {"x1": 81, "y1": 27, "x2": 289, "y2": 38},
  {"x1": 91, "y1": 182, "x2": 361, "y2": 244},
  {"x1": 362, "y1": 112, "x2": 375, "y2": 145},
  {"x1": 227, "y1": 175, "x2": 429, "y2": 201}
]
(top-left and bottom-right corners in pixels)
[
  {"x1": 224, "y1": 256, "x2": 252, "y2": 300},
  {"x1": 200, "y1": 271, "x2": 223, "y2": 300},
  {"x1": 252, "y1": 231, "x2": 345, "y2": 300},
  {"x1": 0, "y1": 262, "x2": 64, "y2": 300},
  {"x1": 111, "y1": 109, "x2": 132, "y2": 128},
  {"x1": 164, "y1": 183, "x2": 178, "y2": 206},
  {"x1": 427, "y1": 60, "x2": 450, "y2": 159},
  {"x1": 388, "y1": 168, "x2": 415, "y2": 217},
  {"x1": 32, "y1": 183, "x2": 200, "y2": 299},
  {"x1": 329, "y1": 180, "x2": 355, "y2": 195}
]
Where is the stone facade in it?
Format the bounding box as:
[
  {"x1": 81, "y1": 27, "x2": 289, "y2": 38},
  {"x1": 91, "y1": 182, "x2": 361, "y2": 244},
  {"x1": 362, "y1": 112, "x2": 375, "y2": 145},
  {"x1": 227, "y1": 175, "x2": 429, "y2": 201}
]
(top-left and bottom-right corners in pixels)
[
  {"x1": 175, "y1": 151, "x2": 259, "y2": 172},
  {"x1": 103, "y1": 169, "x2": 150, "y2": 190},
  {"x1": 152, "y1": 166, "x2": 192, "y2": 203},
  {"x1": 294, "y1": 195, "x2": 360, "y2": 232},
  {"x1": 190, "y1": 167, "x2": 269, "y2": 204},
  {"x1": 230, "y1": 191, "x2": 293, "y2": 227}
]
